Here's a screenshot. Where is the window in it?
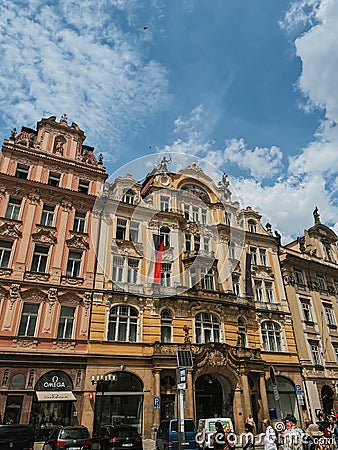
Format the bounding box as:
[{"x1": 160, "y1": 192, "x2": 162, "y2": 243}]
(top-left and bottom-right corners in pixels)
[
  {"x1": 259, "y1": 249, "x2": 267, "y2": 266},
  {"x1": 108, "y1": 305, "x2": 138, "y2": 342},
  {"x1": 18, "y1": 303, "x2": 39, "y2": 337},
  {"x1": 112, "y1": 256, "x2": 125, "y2": 282},
  {"x1": 122, "y1": 189, "x2": 135, "y2": 205},
  {"x1": 127, "y1": 259, "x2": 139, "y2": 284},
  {"x1": 57, "y1": 306, "x2": 75, "y2": 339},
  {"x1": 161, "y1": 263, "x2": 172, "y2": 287},
  {"x1": 201, "y1": 268, "x2": 214, "y2": 290},
  {"x1": 254, "y1": 280, "x2": 263, "y2": 302},
  {"x1": 66, "y1": 251, "x2": 82, "y2": 278},
  {"x1": 31, "y1": 245, "x2": 49, "y2": 273},
  {"x1": 232, "y1": 275, "x2": 240, "y2": 296},
  {"x1": 40, "y1": 204, "x2": 55, "y2": 227},
  {"x1": 324, "y1": 306, "x2": 336, "y2": 326},
  {"x1": 302, "y1": 302, "x2": 313, "y2": 322},
  {"x1": 229, "y1": 242, "x2": 236, "y2": 260},
  {"x1": 185, "y1": 234, "x2": 192, "y2": 252},
  {"x1": 161, "y1": 309, "x2": 172, "y2": 343},
  {"x1": 194, "y1": 235, "x2": 200, "y2": 253},
  {"x1": 78, "y1": 179, "x2": 90, "y2": 194},
  {"x1": 310, "y1": 342, "x2": 322, "y2": 365},
  {"x1": 238, "y1": 317, "x2": 247, "y2": 347},
  {"x1": 48, "y1": 172, "x2": 61, "y2": 187},
  {"x1": 265, "y1": 282, "x2": 274, "y2": 303},
  {"x1": 184, "y1": 205, "x2": 190, "y2": 220},
  {"x1": 189, "y1": 267, "x2": 197, "y2": 288},
  {"x1": 0, "y1": 240, "x2": 13, "y2": 268},
  {"x1": 73, "y1": 211, "x2": 86, "y2": 233},
  {"x1": 160, "y1": 227, "x2": 170, "y2": 247},
  {"x1": 15, "y1": 164, "x2": 29, "y2": 179},
  {"x1": 192, "y1": 207, "x2": 199, "y2": 222},
  {"x1": 5, "y1": 197, "x2": 21, "y2": 220},
  {"x1": 317, "y1": 276, "x2": 327, "y2": 291},
  {"x1": 160, "y1": 196, "x2": 169, "y2": 212},
  {"x1": 261, "y1": 321, "x2": 282, "y2": 352},
  {"x1": 116, "y1": 219, "x2": 127, "y2": 240},
  {"x1": 250, "y1": 247, "x2": 257, "y2": 265},
  {"x1": 129, "y1": 222, "x2": 139, "y2": 242},
  {"x1": 201, "y1": 209, "x2": 207, "y2": 225},
  {"x1": 248, "y1": 220, "x2": 257, "y2": 233},
  {"x1": 204, "y1": 237, "x2": 210, "y2": 253},
  {"x1": 294, "y1": 270, "x2": 305, "y2": 285},
  {"x1": 195, "y1": 312, "x2": 220, "y2": 343}
]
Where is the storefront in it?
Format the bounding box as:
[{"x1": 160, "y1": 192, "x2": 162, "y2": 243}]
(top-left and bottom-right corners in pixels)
[
  {"x1": 30, "y1": 370, "x2": 77, "y2": 439},
  {"x1": 266, "y1": 376, "x2": 301, "y2": 422}
]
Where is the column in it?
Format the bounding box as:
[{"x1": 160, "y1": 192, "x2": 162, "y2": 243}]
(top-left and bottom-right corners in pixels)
[
  {"x1": 259, "y1": 373, "x2": 269, "y2": 422},
  {"x1": 241, "y1": 372, "x2": 252, "y2": 422},
  {"x1": 185, "y1": 369, "x2": 194, "y2": 418},
  {"x1": 153, "y1": 370, "x2": 161, "y2": 432}
]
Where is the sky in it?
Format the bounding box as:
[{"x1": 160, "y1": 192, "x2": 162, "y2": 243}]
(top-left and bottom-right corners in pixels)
[{"x1": 0, "y1": 0, "x2": 337, "y2": 243}]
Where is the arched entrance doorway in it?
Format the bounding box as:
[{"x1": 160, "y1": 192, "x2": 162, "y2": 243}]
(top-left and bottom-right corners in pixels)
[
  {"x1": 266, "y1": 376, "x2": 299, "y2": 422},
  {"x1": 93, "y1": 371, "x2": 143, "y2": 435},
  {"x1": 321, "y1": 385, "x2": 334, "y2": 414},
  {"x1": 195, "y1": 374, "x2": 233, "y2": 422}
]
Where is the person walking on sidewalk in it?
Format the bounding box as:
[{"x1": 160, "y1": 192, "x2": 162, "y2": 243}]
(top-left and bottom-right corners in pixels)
[{"x1": 263, "y1": 419, "x2": 277, "y2": 450}]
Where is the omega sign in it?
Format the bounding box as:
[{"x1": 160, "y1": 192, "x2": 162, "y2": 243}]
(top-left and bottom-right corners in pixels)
[
  {"x1": 44, "y1": 376, "x2": 66, "y2": 389},
  {"x1": 35, "y1": 371, "x2": 73, "y2": 391}
]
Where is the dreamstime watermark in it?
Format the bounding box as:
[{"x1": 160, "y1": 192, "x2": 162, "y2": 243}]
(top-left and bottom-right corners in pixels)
[{"x1": 92, "y1": 152, "x2": 247, "y2": 298}]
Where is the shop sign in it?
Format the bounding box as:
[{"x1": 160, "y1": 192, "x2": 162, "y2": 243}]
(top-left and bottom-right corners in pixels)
[{"x1": 35, "y1": 371, "x2": 73, "y2": 391}]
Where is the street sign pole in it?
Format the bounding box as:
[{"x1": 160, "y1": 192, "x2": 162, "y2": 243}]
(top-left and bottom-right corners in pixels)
[{"x1": 178, "y1": 388, "x2": 185, "y2": 450}]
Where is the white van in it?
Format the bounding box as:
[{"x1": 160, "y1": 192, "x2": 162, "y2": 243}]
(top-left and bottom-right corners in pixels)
[{"x1": 198, "y1": 418, "x2": 234, "y2": 449}]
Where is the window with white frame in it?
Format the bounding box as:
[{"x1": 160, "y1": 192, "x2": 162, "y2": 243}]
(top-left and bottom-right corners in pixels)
[
  {"x1": 194, "y1": 235, "x2": 200, "y2": 253},
  {"x1": 40, "y1": 204, "x2": 55, "y2": 227},
  {"x1": 57, "y1": 306, "x2": 75, "y2": 339},
  {"x1": 48, "y1": 171, "x2": 61, "y2": 187},
  {"x1": 122, "y1": 189, "x2": 135, "y2": 204},
  {"x1": 15, "y1": 163, "x2": 29, "y2": 179},
  {"x1": 184, "y1": 205, "x2": 190, "y2": 220},
  {"x1": 189, "y1": 267, "x2": 197, "y2": 288},
  {"x1": 259, "y1": 249, "x2": 267, "y2": 266},
  {"x1": 204, "y1": 237, "x2": 210, "y2": 253},
  {"x1": 248, "y1": 220, "x2": 257, "y2": 233},
  {"x1": 160, "y1": 227, "x2": 170, "y2": 247},
  {"x1": 195, "y1": 312, "x2": 220, "y2": 343},
  {"x1": 5, "y1": 197, "x2": 22, "y2": 220},
  {"x1": 201, "y1": 209, "x2": 207, "y2": 225},
  {"x1": 112, "y1": 256, "x2": 125, "y2": 282},
  {"x1": 265, "y1": 282, "x2": 274, "y2": 303},
  {"x1": 201, "y1": 267, "x2": 215, "y2": 290},
  {"x1": 108, "y1": 305, "x2": 138, "y2": 342},
  {"x1": 301, "y1": 302, "x2": 313, "y2": 322},
  {"x1": 161, "y1": 263, "x2": 172, "y2": 287},
  {"x1": 324, "y1": 305, "x2": 336, "y2": 326},
  {"x1": 185, "y1": 234, "x2": 192, "y2": 252},
  {"x1": 317, "y1": 276, "x2": 327, "y2": 291},
  {"x1": 66, "y1": 251, "x2": 82, "y2": 278},
  {"x1": 294, "y1": 270, "x2": 305, "y2": 285},
  {"x1": 192, "y1": 207, "x2": 199, "y2": 222},
  {"x1": 0, "y1": 240, "x2": 13, "y2": 268},
  {"x1": 254, "y1": 280, "x2": 263, "y2": 302},
  {"x1": 250, "y1": 247, "x2": 257, "y2": 265},
  {"x1": 232, "y1": 275, "x2": 240, "y2": 296},
  {"x1": 127, "y1": 259, "x2": 139, "y2": 284},
  {"x1": 160, "y1": 196, "x2": 170, "y2": 212},
  {"x1": 18, "y1": 303, "x2": 39, "y2": 337},
  {"x1": 261, "y1": 321, "x2": 282, "y2": 352},
  {"x1": 31, "y1": 245, "x2": 49, "y2": 273},
  {"x1": 310, "y1": 342, "x2": 322, "y2": 365},
  {"x1": 129, "y1": 222, "x2": 139, "y2": 242},
  {"x1": 161, "y1": 309, "x2": 173, "y2": 343},
  {"x1": 73, "y1": 211, "x2": 86, "y2": 233},
  {"x1": 228, "y1": 242, "x2": 236, "y2": 260},
  {"x1": 116, "y1": 218, "x2": 127, "y2": 240}
]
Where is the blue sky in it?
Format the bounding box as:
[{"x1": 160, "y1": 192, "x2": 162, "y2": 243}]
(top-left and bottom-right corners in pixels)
[{"x1": 0, "y1": 0, "x2": 337, "y2": 242}]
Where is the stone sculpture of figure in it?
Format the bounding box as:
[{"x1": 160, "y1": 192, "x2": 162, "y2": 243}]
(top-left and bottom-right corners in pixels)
[
  {"x1": 55, "y1": 141, "x2": 64, "y2": 155},
  {"x1": 183, "y1": 325, "x2": 190, "y2": 344},
  {"x1": 10, "y1": 128, "x2": 17, "y2": 140},
  {"x1": 313, "y1": 206, "x2": 320, "y2": 224},
  {"x1": 219, "y1": 173, "x2": 229, "y2": 188},
  {"x1": 98, "y1": 153, "x2": 104, "y2": 165},
  {"x1": 156, "y1": 156, "x2": 172, "y2": 172}
]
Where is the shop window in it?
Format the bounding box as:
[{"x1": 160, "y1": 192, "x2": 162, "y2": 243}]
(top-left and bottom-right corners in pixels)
[
  {"x1": 161, "y1": 309, "x2": 172, "y2": 343},
  {"x1": 66, "y1": 251, "x2": 82, "y2": 278},
  {"x1": 40, "y1": 204, "x2": 55, "y2": 227},
  {"x1": 108, "y1": 305, "x2": 138, "y2": 342},
  {"x1": 0, "y1": 239, "x2": 13, "y2": 268},
  {"x1": 48, "y1": 171, "x2": 61, "y2": 187},
  {"x1": 18, "y1": 303, "x2": 39, "y2": 337},
  {"x1": 15, "y1": 163, "x2": 29, "y2": 179},
  {"x1": 261, "y1": 321, "x2": 282, "y2": 352},
  {"x1": 5, "y1": 197, "x2": 22, "y2": 220},
  {"x1": 31, "y1": 245, "x2": 49, "y2": 273},
  {"x1": 195, "y1": 312, "x2": 220, "y2": 343},
  {"x1": 4, "y1": 396, "x2": 23, "y2": 424},
  {"x1": 73, "y1": 211, "x2": 86, "y2": 233},
  {"x1": 57, "y1": 306, "x2": 75, "y2": 339}
]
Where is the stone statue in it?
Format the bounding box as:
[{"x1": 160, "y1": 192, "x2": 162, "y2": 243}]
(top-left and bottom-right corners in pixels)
[
  {"x1": 313, "y1": 206, "x2": 320, "y2": 224},
  {"x1": 156, "y1": 156, "x2": 172, "y2": 172},
  {"x1": 10, "y1": 128, "x2": 17, "y2": 140}
]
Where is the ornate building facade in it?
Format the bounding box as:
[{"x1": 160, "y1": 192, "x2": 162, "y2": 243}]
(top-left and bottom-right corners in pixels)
[
  {"x1": 0, "y1": 116, "x2": 107, "y2": 436},
  {"x1": 84, "y1": 158, "x2": 303, "y2": 437},
  {"x1": 280, "y1": 208, "x2": 338, "y2": 422}
]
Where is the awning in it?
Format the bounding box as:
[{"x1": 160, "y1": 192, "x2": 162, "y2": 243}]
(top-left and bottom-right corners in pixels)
[{"x1": 36, "y1": 391, "x2": 76, "y2": 402}]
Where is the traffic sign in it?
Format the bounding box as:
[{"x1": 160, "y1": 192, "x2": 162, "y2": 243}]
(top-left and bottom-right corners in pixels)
[
  {"x1": 178, "y1": 367, "x2": 187, "y2": 384},
  {"x1": 153, "y1": 396, "x2": 161, "y2": 409}
]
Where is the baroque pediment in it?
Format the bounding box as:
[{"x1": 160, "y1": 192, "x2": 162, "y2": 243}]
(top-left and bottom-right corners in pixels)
[
  {"x1": 0, "y1": 220, "x2": 22, "y2": 239},
  {"x1": 32, "y1": 226, "x2": 57, "y2": 244},
  {"x1": 21, "y1": 288, "x2": 46, "y2": 303},
  {"x1": 66, "y1": 233, "x2": 89, "y2": 250}
]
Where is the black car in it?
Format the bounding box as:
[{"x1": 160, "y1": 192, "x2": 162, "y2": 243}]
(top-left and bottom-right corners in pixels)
[
  {"x1": 42, "y1": 425, "x2": 91, "y2": 450},
  {"x1": 91, "y1": 425, "x2": 142, "y2": 450},
  {"x1": 0, "y1": 424, "x2": 35, "y2": 450}
]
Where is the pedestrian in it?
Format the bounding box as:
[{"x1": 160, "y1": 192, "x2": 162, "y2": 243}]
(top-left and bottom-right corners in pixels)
[
  {"x1": 243, "y1": 423, "x2": 255, "y2": 450},
  {"x1": 246, "y1": 414, "x2": 256, "y2": 435},
  {"x1": 281, "y1": 414, "x2": 304, "y2": 450},
  {"x1": 211, "y1": 421, "x2": 229, "y2": 450},
  {"x1": 263, "y1": 419, "x2": 277, "y2": 450}
]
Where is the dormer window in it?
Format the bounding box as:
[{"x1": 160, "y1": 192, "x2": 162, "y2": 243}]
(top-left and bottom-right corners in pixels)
[
  {"x1": 123, "y1": 189, "x2": 135, "y2": 205},
  {"x1": 248, "y1": 220, "x2": 257, "y2": 233}
]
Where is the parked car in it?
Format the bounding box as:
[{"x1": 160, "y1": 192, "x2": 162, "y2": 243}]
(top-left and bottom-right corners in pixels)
[
  {"x1": 42, "y1": 425, "x2": 91, "y2": 450},
  {"x1": 156, "y1": 418, "x2": 198, "y2": 450},
  {"x1": 0, "y1": 424, "x2": 35, "y2": 450},
  {"x1": 197, "y1": 418, "x2": 234, "y2": 449},
  {"x1": 91, "y1": 425, "x2": 142, "y2": 450}
]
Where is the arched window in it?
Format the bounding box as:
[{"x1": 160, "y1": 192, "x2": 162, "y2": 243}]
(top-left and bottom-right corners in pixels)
[
  {"x1": 195, "y1": 312, "x2": 220, "y2": 343},
  {"x1": 248, "y1": 220, "x2": 257, "y2": 233},
  {"x1": 261, "y1": 321, "x2": 282, "y2": 352},
  {"x1": 160, "y1": 226, "x2": 170, "y2": 247},
  {"x1": 161, "y1": 309, "x2": 172, "y2": 343},
  {"x1": 237, "y1": 317, "x2": 247, "y2": 347},
  {"x1": 108, "y1": 305, "x2": 138, "y2": 342},
  {"x1": 122, "y1": 189, "x2": 135, "y2": 205}
]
